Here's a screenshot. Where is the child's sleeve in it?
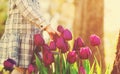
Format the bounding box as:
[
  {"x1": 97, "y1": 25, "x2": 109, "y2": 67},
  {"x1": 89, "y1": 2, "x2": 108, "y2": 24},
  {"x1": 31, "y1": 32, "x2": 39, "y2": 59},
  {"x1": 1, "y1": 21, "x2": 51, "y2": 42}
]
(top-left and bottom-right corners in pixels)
[{"x1": 14, "y1": 0, "x2": 49, "y2": 30}]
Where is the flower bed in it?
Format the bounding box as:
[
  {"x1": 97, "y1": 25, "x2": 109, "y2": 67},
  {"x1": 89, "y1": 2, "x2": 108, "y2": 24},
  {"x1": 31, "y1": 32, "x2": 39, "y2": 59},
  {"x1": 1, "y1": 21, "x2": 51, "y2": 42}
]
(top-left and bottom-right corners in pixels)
[{"x1": 0, "y1": 25, "x2": 110, "y2": 74}]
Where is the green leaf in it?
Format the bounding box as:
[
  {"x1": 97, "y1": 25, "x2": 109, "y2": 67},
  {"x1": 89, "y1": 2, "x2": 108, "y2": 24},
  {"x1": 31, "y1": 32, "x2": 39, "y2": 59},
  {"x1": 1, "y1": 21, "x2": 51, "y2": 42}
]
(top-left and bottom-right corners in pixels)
[
  {"x1": 89, "y1": 61, "x2": 95, "y2": 74},
  {"x1": 95, "y1": 57, "x2": 101, "y2": 74},
  {"x1": 35, "y1": 54, "x2": 48, "y2": 74},
  {"x1": 83, "y1": 60, "x2": 90, "y2": 74},
  {"x1": 62, "y1": 55, "x2": 65, "y2": 74},
  {"x1": 70, "y1": 64, "x2": 78, "y2": 74},
  {"x1": 63, "y1": 61, "x2": 70, "y2": 74},
  {"x1": 35, "y1": 54, "x2": 42, "y2": 72},
  {"x1": 105, "y1": 65, "x2": 110, "y2": 74},
  {"x1": 55, "y1": 55, "x2": 60, "y2": 74}
]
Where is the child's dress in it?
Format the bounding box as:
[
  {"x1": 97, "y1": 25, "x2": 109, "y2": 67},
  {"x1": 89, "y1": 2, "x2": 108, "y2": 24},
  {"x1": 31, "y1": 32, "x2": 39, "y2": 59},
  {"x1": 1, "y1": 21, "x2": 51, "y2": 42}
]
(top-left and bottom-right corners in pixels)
[{"x1": 0, "y1": 0, "x2": 48, "y2": 68}]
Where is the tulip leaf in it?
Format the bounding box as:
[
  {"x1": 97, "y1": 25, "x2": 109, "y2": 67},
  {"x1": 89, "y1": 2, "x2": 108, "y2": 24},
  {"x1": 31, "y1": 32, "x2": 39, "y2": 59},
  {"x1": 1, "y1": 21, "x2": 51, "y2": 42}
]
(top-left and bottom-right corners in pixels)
[
  {"x1": 55, "y1": 55, "x2": 60, "y2": 74},
  {"x1": 94, "y1": 57, "x2": 101, "y2": 74},
  {"x1": 35, "y1": 54, "x2": 41, "y2": 72},
  {"x1": 64, "y1": 62, "x2": 70, "y2": 74},
  {"x1": 62, "y1": 54, "x2": 67, "y2": 74},
  {"x1": 105, "y1": 65, "x2": 110, "y2": 74},
  {"x1": 83, "y1": 60, "x2": 90, "y2": 74},
  {"x1": 70, "y1": 64, "x2": 78, "y2": 74},
  {"x1": 35, "y1": 54, "x2": 48, "y2": 74},
  {"x1": 89, "y1": 61, "x2": 95, "y2": 74}
]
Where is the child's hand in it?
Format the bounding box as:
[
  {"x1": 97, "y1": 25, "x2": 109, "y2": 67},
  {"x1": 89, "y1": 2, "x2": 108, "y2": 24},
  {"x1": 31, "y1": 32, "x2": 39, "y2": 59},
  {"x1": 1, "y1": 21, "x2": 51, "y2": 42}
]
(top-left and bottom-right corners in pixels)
[{"x1": 45, "y1": 25, "x2": 60, "y2": 40}]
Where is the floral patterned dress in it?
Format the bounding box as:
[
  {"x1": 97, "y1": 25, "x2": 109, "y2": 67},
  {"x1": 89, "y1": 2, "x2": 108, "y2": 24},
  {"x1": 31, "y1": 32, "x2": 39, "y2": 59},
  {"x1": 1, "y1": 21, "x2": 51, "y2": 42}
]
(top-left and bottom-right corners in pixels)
[{"x1": 0, "y1": 0, "x2": 49, "y2": 68}]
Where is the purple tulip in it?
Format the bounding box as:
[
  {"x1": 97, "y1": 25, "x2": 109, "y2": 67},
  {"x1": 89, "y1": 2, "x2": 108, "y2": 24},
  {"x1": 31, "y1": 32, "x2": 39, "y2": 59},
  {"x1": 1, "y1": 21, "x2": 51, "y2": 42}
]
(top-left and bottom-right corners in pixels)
[
  {"x1": 7, "y1": 58, "x2": 16, "y2": 65},
  {"x1": 73, "y1": 39, "x2": 78, "y2": 50},
  {"x1": 73, "y1": 37, "x2": 85, "y2": 51},
  {"x1": 61, "y1": 41, "x2": 69, "y2": 53},
  {"x1": 56, "y1": 37, "x2": 69, "y2": 53},
  {"x1": 28, "y1": 64, "x2": 35, "y2": 74},
  {"x1": 49, "y1": 41, "x2": 56, "y2": 51},
  {"x1": 77, "y1": 37, "x2": 85, "y2": 47},
  {"x1": 67, "y1": 51, "x2": 77, "y2": 64},
  {"x1": 34, "y1": 34, "x2": 45, "y2": 46},
  {"x1": 53, "y1": 33, "x2": 59, "y2": 42},
  {"x1": 3, "y1": 58, "x2": 16, "y2": 71},
  {"x1": 56, "y1": 37, "x2": 66, "y2": 49},
  {"x1": 43, "y1": 49, "x2": 54, "y2": 67},
  {"x1": 43, "y1": 44, "x2": 50, "y2": 50},
  {"x1": 78, "y1": 66, "x2": 86, "y2": 74},
  {"x1": 79, "y1": 47, "x2": 92, "y2": 59},
  {"x1": 57, "y1": 25, "x2": 64, "y2": 33},
  {"x1": 62, "y1": 29, "x2": 72, "y2": 40},
  {"x1": 90, "y1": 34, "x2": 101, "y2": 46}
]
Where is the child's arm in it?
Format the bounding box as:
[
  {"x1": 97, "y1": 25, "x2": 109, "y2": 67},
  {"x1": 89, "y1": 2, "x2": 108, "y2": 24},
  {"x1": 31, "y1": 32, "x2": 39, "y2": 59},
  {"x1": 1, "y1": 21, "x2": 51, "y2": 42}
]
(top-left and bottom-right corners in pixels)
[
  {"x1": 14, "y1": 0, "x2": 59, "y2": 39},
  {"x1": 45, "y1": 25, "x2": 60, "y2": 40},
  {"x1": 14, "y1": 0, "x2": 49, "y2": 30}
]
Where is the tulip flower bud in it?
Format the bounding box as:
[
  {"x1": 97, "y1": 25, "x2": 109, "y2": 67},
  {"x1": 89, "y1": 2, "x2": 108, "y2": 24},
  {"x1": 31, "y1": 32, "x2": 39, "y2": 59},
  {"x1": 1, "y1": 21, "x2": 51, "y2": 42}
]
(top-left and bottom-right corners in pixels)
[
  {"x1": 73, "y1": 37, "x2": 85, "y2": 51},
  {"x1": 34, "y1": 34, "x2": 45, "y2": 46},
  {"x1": 77, "y1": 37, "x2": 85, "y2": 48},
  {"x1": 3, "y1": 58, "x2": 16, "y2": 71},
  {"x1": 56, "y1": 36, "x2": 69, "y2": 53},
  {"x1": 61, "y1": 41, "x2": 69, "y2": 53},
  {"x1": 67, "y1": 51, "x2": 77, "y2": 64},
  {"x1": 28, "y1": 64, "x2": 35, "y2": 73},
  {"x1": 78, "y1": 66, "x2": 86, "y2": 74},
  {"x1": 57, "y1": 25, "x2": 64, "y2": 33},
  {"x1": 56, "y1": 37, "x2": 66, "y2": 49},
  {"x1": 90, "y1": 34, "x2": 101, "y2": 46},
  {"x1": 62, "y1": 29, "x2": 72, "y2": 40},
  {"x1": 49, "y1": 41, "x2": 56, "y2": 51},
  {"x1": 79, "y1": 47, "x2": 92, "y2": 59},
  {"x1": 43, "y1": 49, "x2": 54, "y2": 67}
]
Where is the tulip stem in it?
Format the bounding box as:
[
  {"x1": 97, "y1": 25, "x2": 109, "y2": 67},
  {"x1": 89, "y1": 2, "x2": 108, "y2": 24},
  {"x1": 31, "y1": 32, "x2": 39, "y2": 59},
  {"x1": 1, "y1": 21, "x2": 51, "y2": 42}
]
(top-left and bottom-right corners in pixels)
[
  {"x1": 48, "y1": 65, "x2": 52, "y2": 74},
  {"x1": 60, "y1": 50, "x2": 62, "y2": 74},
  {"x1": 40, "y1": 46, "x2": 43, "y2": 57},
  {"x1": 77, "y1": 50, "x2": 80, "y2": 69},
  {"x1": 77, "y1": 58, "x2": 80, "y2": 69},
  {"x1": 95, "y1": 46, "x2": 101, "y2": 67}
]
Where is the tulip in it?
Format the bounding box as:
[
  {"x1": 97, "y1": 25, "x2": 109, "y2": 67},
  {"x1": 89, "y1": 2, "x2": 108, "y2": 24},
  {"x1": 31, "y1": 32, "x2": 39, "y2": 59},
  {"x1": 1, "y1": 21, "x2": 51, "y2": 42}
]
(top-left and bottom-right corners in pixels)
[
  {"x1": 57, "y1": 25, "x2": 64, "y2": 33},
  {"x1": 52, "y1": 33, "x2": 59, "y2": 42},
  {"x1": 34, "y1": 34, "x2": 45, "y2": 46},
  {"x1": 62, "y1": 29, "x2": 72, "y2": 40},
  {"x1": 56, "y1": 37, "x2": 69, "y2": 53},
  {"x1": 73, "y1": 39, "x2": 78, "y2": 50},
  {"x1": 77, "y1": 37, "x2": 85, "y2": 48},
  {"x1": 73, "y1": 37, "x2": 85, "y2": 51},
  {"x1": 7, "y1": 58, "x2": 16, "y2": 65},
  {"x1": 43, "y1": 44, "x2": 50, "y2": 50},
  {"x1": 67, "y1": 51, "x2": 77, "y2": 64},
  {"x1": 3, "y1": 58, "x2": 16, "y2": 71},
  {"x1": 28, "y1": 64, "x2": 35, "y2": 74},
  {"x1": 49, "y1": 41, "x2": 56, "y2": 51},
  {"x1": 43, "y1": 49, "x2": 54, "y2": 67},
  {"x1": 90, "y1": 34, "x2": 101, "y2": 46},
  {"x1": 78, "y1": 66, "x2": 86, "y2": 74},
  {"x1": 79, "y1": 47, "x2": 92, "y2": 59},
  {"x1": 61, "y1": 41, "x2": 69, "y2": 53},
  {"x1": 56, "y1": 37, "x2": 66, "y2": 49},
  {"x1": 41, "y1": 44, "x2": 50, "y2": 58}
]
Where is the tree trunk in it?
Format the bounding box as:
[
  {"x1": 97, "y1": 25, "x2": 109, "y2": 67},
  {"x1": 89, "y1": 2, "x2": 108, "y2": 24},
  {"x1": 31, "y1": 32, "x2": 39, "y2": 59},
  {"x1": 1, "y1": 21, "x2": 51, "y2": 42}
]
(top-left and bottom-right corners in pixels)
[
  {"x1": 111, "y1": 32, "x2": 120, "y2": 74},
  {"x1": 73, "y1": 0, "x2": 105, "y2": 72}
]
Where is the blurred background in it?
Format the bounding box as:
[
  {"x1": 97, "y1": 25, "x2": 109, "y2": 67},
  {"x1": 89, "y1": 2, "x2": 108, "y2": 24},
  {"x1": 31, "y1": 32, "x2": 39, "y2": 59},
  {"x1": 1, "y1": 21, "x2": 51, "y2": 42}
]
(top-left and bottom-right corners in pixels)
[{"x1": 0, "y1": 0, "x2": 120, "y2": 73}]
